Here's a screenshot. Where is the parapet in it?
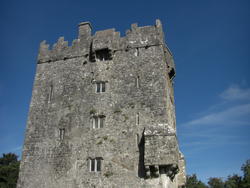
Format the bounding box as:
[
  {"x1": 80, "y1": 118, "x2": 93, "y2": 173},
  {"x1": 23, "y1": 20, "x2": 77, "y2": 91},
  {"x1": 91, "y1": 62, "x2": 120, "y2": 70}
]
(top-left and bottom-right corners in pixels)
[{"x1": 37, "y1": 19, "x2": 168, "y2": 64}]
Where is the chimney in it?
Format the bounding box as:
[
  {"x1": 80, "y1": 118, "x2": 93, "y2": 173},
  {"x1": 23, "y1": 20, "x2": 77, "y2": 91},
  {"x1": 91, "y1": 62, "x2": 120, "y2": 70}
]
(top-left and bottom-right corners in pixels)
[{"x1": 78, "y1": 21, "x2": 92, "y2": 38}]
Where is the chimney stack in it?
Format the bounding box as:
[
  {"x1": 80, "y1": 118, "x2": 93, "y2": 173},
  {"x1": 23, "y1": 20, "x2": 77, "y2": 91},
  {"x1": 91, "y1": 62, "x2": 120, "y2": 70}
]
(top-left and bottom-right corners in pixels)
[{"x1": 78, "y1": 21, "x2": 92, "y2": 38}]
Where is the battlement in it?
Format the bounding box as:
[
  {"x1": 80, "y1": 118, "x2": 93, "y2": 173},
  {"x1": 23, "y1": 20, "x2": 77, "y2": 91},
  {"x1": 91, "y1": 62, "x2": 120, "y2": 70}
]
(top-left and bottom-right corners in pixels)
[{"x1": 38, "y1": 19, "x2": 168, "y2": 64}]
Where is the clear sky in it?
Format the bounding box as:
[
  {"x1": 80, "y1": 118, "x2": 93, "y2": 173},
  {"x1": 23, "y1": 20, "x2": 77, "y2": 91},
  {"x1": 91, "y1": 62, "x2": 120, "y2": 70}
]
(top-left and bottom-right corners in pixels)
[{"x1": 0, "y1": 0, "x2": 249, "y2": 183}]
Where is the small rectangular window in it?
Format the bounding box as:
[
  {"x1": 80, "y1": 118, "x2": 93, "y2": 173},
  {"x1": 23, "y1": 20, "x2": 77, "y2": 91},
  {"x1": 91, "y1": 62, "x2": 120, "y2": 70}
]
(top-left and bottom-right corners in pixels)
[
  {"x1": 59, "y1": 128, "x2": 65, "y2": 140},
  {"x1": 101, "y1": 82, "x2": 105, "y2": 92},
  {"x1": 96, "y1": 159, "x2": 101, "y2": 171},
  {"x1": 96, "y1": 82, "x2": 106, "y2": 93},
  {"x1": 93, "y1": 117, "x2": 98, "y2": 129},
  {"x1": 135, "y1": 48, "x2": 139, "y2": 56},
  {"x1": 136, "y1": 113, "x2": 139, "y2": 125},
  {"x1": 89, "y1": 158, "x2": 102, "y2": 172},
  {"x1": 99, "y1": 116, "x2": 104, "y2": 128},
  {"x1": 91, "y1": 159, "x2": 95, "y2": 171},
  {"x1": 49, "y1": 84, "x2": 53, "y2": 102},
  {"x1": 96, "y1": 83, "x2": 101, "y2": 93},
  {"x1": 136, "y1": 76, "x2": 140, "y2": 88},
  {"x1": 92, "y1": 116, "x2": 105, "y2": 129}
]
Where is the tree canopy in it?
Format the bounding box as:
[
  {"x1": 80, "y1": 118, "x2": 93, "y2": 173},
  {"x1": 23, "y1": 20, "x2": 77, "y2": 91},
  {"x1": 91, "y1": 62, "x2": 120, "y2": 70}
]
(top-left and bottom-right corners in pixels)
[
  {"x1": 0, "y1": 153, "x2": 20, "y2": 188},
  {"x1": 186, "y1": 159, "x2": 250, "y2": 188}
]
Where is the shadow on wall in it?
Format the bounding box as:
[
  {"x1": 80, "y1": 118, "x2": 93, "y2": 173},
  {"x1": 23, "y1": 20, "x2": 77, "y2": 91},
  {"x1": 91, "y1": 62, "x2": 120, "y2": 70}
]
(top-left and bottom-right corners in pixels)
[{"x1": 138, "y1": 133, "x2": 145, "y2": 178}]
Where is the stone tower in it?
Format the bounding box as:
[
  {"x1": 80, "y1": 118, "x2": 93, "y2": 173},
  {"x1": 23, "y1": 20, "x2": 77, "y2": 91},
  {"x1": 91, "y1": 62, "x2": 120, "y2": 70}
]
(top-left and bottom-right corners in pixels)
[{"x1": 17, "y1": 20, "x2": 186, "y2": 188}]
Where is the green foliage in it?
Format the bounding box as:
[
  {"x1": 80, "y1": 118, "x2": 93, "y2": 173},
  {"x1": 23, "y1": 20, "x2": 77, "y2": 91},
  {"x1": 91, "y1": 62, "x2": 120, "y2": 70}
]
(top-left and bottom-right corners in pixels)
[
  {"x1": 208, "y1": 177, "x2": 224, "y2": 188},
  {"x1": 241, "y1": 159, "x2": 250, "y2": 188},
  {"x1": 186, "y1": 174, "x2": 208, "y2": 188},
  {"x1": 0, "y1": 153, "x2": 20, "y2": 188},
  {"x1": 186, "y1": 159, "x2": 250, "y2": 188},
  {"x1": 224, "y1": 174, "x2": 242, "y2": 188}
]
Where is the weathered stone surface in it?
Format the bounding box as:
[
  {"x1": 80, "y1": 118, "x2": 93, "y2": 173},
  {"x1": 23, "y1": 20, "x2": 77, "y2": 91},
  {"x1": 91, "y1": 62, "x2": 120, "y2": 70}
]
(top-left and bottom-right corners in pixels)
[{"x1": 18, "y1": 20, "x2": 186, "y2": 188}]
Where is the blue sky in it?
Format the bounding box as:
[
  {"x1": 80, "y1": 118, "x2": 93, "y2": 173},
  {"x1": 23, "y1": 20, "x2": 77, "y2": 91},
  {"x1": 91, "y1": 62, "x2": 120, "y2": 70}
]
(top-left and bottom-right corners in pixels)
[{"x1": 0, "y1": 0, "x2": 249, "y2": 183}]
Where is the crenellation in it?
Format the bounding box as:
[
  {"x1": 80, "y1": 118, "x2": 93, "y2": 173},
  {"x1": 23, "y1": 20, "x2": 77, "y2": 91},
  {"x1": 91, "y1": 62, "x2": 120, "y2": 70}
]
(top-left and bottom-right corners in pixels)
[{"x1": 38, "y1": 21, "x2": 167, "y2": 65}]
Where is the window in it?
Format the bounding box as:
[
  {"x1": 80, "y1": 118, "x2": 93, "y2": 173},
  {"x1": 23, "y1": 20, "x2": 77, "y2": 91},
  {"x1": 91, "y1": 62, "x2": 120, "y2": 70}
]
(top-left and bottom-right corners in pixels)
[
  {"x1": 59, "y1": 128, "x2": 65, "y2": 140},
  {"x1": 136, "y1": 113, "x2": 139, "y2": 125},
  {"x1": 96, "y1": 82, "x2": 106, "y2": 93},
  {"x1": 168, "y1": 68, "x2": 175, "y2": 80},
  {"x1": 134, "y1": 48, "x2": 139, "y2": 56},
  {"x1": 92, "y1": 116, "x2": 105, "y2": 129},
  {"x1": 95, "y1": 48, "x2": 112, "y2": 61},
  {"x1": 48, "y1": 84, "x2": 53, "y2": 102},
  {"x1": 136, "y1": 76, "x2": 140, "y2": 88},
  {"x1": 89, "y1": 158, "x2": 102, "y2": 172}
]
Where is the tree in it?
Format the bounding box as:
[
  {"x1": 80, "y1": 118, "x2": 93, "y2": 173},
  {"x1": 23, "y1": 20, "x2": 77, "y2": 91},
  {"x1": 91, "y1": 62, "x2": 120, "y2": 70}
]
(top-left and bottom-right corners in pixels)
[
  {"x1": 186, "y1": 174, "x2": 208, "y2": 188},
  {"x1": 0, "y1": 153, "x2": 20, "y2": 188},
  {"x1": 208, "y1": 177, "x2": 224, "y2": 188},
  {"x1": 241, "y1": 159, "x2": 250, "y2": 188},
  {"x1": 224, "y1": 174, "x2": 242, "y2": 188}
]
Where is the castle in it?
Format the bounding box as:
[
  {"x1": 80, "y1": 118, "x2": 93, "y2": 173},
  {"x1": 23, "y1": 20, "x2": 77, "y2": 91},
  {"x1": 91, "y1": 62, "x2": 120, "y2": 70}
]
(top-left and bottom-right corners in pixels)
[{"x1": 17, "y1": 20, "x2": 186, "y2": 188}]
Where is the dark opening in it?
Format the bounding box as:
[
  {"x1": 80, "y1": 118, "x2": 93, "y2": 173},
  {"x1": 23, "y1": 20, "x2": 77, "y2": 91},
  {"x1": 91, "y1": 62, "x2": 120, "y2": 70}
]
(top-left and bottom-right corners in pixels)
[
  {"x1": 91, "y1": 159, "x2": 95, "y2": 171},
  {"x1": 136, "y1": 48, "x2": 139, "y2": 56},
  {"x1": 94, "y1": 117, "x2": 98, "y2": 129},
  {"x1": 99, "y1": 116, "x2": 105, "y2": 128},
  {"x1": 95, "y1": 48, "x2": 112, "y2": 61},
  {"x1": 89, "y1": 42, "x2": 96, "y2": 62},
  {"x1": 159, "y1": 165, "x2": 167, "y2": 174},
  {"x1": 96, "y1": 82, "x2": 106, "y2": 93},
  {"x1": 136, "y1": 113, "x2": 139, "y2": 125},
  {"x1": 96, "y1": 159, "x2": 101, "y2": 171},
  {"x1": 101, "y1": 82, "x2": 106, "y2": 92},
  {"x1": 96, "y1": 83, "x2": 101, "y2": 93},
  {"x1": 168, "y1": 68, "x2": 175, "y2": 79},
  {"x1": 59, "y1": 128, "x2": 65, "y2": 140}
]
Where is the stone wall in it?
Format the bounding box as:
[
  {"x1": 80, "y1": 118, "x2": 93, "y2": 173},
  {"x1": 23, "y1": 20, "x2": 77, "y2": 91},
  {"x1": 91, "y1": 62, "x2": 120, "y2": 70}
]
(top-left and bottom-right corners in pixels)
[{"x1": 17, "y1": 20, "x2": 186, "y2": 188}]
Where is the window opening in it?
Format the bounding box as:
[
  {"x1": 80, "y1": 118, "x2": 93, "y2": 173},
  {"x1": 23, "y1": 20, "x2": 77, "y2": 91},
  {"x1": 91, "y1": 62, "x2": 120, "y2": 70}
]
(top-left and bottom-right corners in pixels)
[
  {"x1": 101, "y1": 82, "x2": 105, "y2": 92},
  {"x1": 96, "y1": 82, "x2": 106, "y2": 93},
  {"x1": 59, "y1": 128, "x2": 65, "y2": 140},
  {"x1": 135, "y1": 48, "x2": 139, "y2": 56},
  {"x1": 96, "y1": 82, "x2": 101, "y2": 93},
  {"x1": 92, "y1": 116, "x2": 105, "y2": 129},
  {"x1": 99, "y1": 116, "x2": 105, "y2": 128},
  {"x1": 136, "y1": 76, "x2": 140, "y2": 88},
  {"x1": 95, "y1": 48, "x2": 112, "y2": 61},
  {"x1": 96, "y1": 159, "x2": 101, "y2": 171},
  {"x1": 49, "y1": 84, "x2": 53, "y2": 102},
  {"x1": 136, "y1": 113, "x2": 139, "y2": 125},
  {"x1": 168, "y1": 68, "x2": 175, "y2": 80},
  {"x1": 89, "y1": 158, "x2": 102, "y2": 172},
  {"x1": 90, "y1": 159, "x2": 95, "y2": 172}
]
